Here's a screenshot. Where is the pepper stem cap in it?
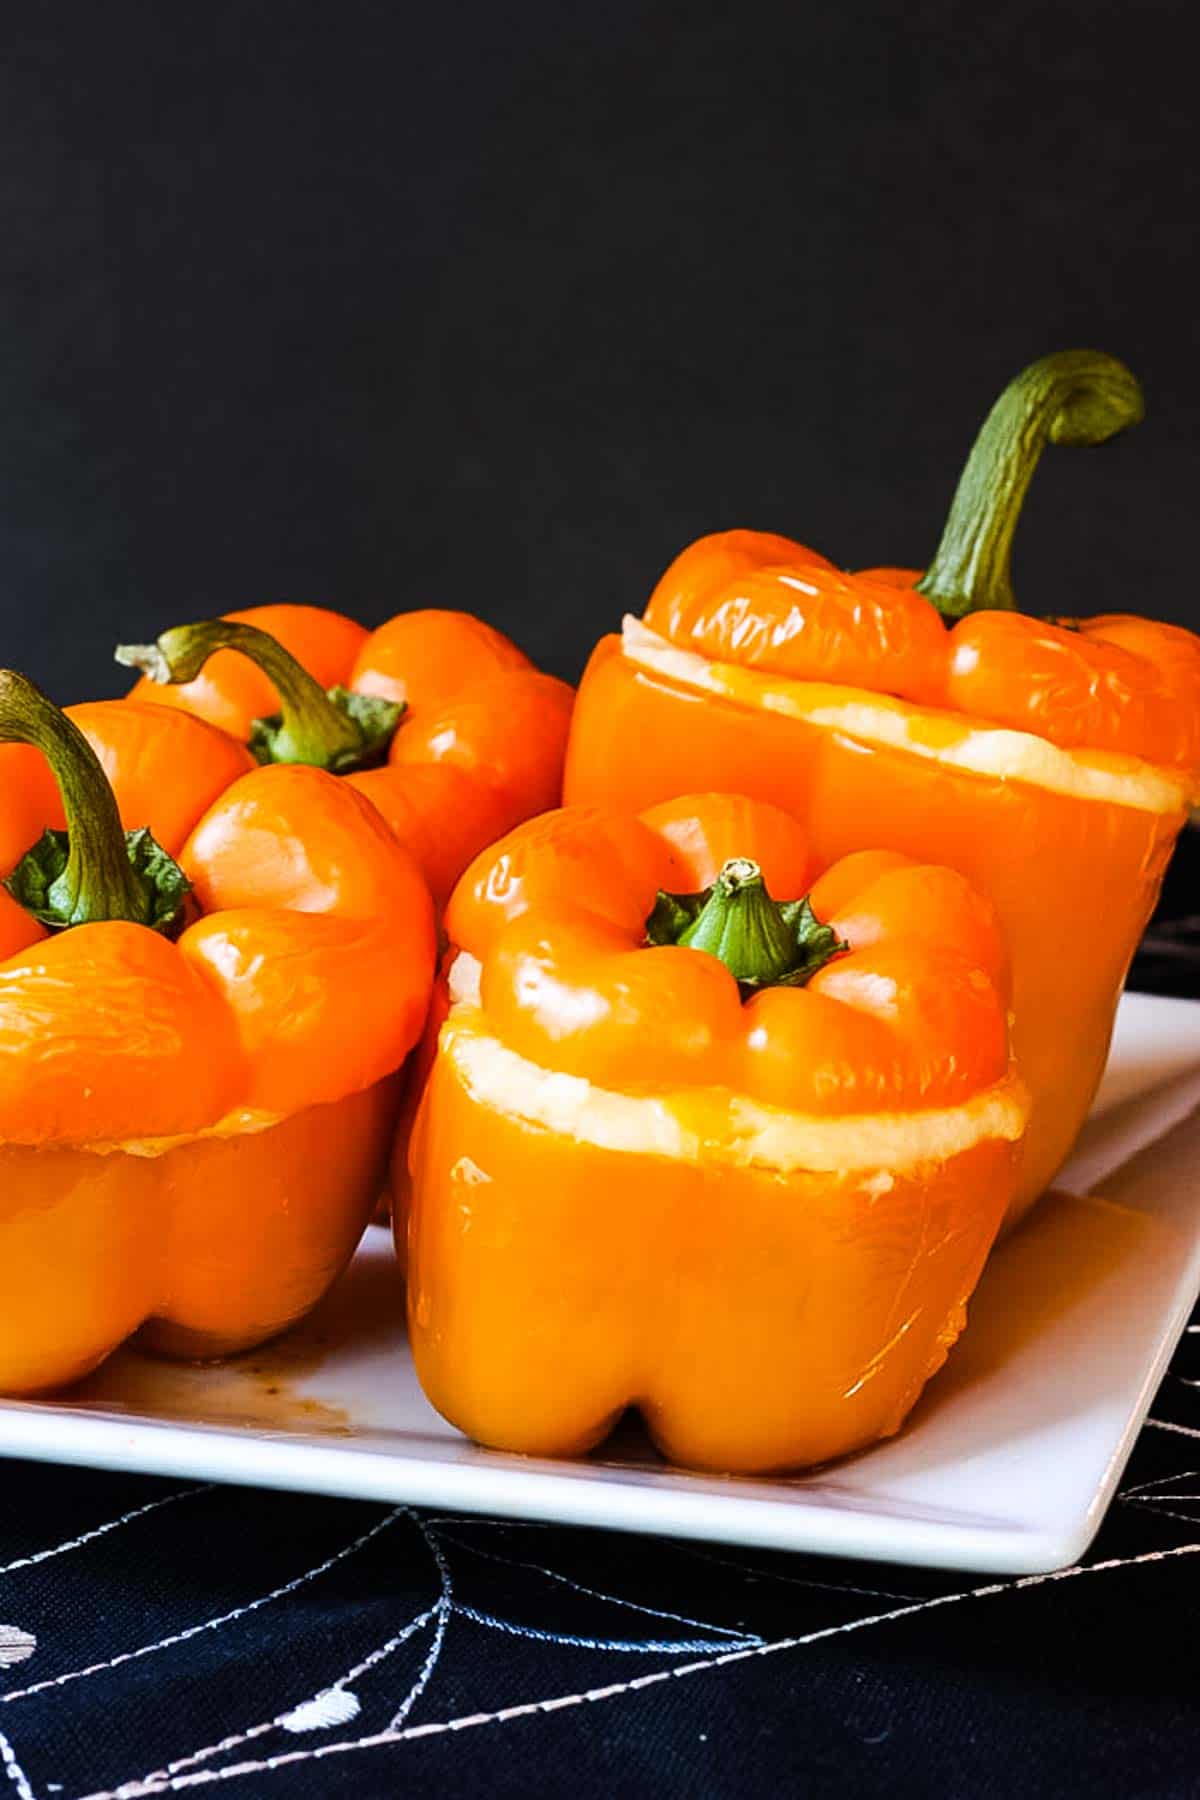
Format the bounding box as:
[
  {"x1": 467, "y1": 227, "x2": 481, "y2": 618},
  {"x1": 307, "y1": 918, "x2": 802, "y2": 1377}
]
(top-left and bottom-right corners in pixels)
[
  {"x1": 116, "y1": 619, "x2": 403, "y2": 772},
  {"x1": 0, "y1": 669, "x2": 189, "y2": 935},
  {"x1": 645, "y1": 857, "x2": 846, "y2": 990},
  {"x1": 917, "y1": 349, "x2": 1144, "y2": 621}
]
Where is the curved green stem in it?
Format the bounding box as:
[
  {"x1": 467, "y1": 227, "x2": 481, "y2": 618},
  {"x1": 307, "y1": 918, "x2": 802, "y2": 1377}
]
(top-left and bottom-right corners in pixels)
[
  {"x1": 645, "y1": 857, "x2": 845, "y2": 991},
  {"x1": 0, "y1": 669, "x2": 189, "y2": 934},
  {"x1": 115, "y1": 619, "x2": 402, "y2": 773},
  {"x1": 917, "y1": 349, "x2": 1144, "y2": 621}
]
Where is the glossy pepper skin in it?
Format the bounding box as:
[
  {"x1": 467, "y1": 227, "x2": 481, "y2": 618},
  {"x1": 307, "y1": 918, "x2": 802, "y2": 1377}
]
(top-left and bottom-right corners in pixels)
[
  {"x1": 0, "y1": 675, "x2": 435, "y2": 1394},
  {"x1": 406, "y1": 793, "x2": 1027, "y2": 1474},
  {"x1": 564, "y1": 352, "x2": 1200, "y2": 1225},
  {"x1": 125, "y1": 602, "x2": 575, "y2": 909}
]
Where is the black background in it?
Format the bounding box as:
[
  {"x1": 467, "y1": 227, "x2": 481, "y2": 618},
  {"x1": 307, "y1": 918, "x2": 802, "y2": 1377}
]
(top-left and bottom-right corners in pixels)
[{"x1": 2, "y1": 0, "x2": 1197, "y2": 702}]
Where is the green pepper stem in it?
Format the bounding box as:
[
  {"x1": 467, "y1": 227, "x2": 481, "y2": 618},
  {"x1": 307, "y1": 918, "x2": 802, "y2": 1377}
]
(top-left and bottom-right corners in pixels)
[
  {"x1": 0, "y1": 669, "x2": 157, "y2": 927},
  {"x1": 647, "y1": 859, "x2": 846, "y2": 990},
  {"x1": 115, "y1": 619, "x2": 400, "y2": 772},
  {"x1": 917, "y1": 349, "x2": 1145, "y2": 621},
  {"x1": 677, "y1": 858, "x2": 801, "y2": 984}
]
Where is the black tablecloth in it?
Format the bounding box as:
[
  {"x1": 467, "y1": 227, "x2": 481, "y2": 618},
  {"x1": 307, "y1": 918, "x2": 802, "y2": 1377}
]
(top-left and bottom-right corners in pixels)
[{"x1": 3, "y1": 839, "x2": 1199, "y2": 1800}]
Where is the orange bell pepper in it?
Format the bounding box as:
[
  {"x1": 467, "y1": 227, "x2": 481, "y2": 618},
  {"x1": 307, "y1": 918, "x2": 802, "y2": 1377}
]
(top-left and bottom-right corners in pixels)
[
  {"x1": 120, "y1": 604, "x2": 574, "y2": 909},
  {"x1": 0, "y1": 669, "x2": 434, "y2": 1394},
  {"x1": 406, "y1": 792, "x2": 1028, "y2": 1473},
  {"x1": 564, "y1": 350, "x2": 1200, "y2": 1225}
]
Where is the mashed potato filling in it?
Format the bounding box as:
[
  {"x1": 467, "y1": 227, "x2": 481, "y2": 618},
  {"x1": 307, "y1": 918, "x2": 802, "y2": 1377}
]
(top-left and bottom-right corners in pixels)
[
  {"x1": 442, "y1": 1001, "x2": 1028, "y2": 1177},
  {"x1": 621, "y1": 617, "x2": 1192, "y2": 816}
]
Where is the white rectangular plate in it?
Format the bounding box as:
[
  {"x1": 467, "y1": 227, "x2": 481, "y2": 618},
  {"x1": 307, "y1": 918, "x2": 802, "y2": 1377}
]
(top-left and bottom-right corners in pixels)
[{"x1": 3, "y1": 991, "x2": 1200, "y2": 1575}]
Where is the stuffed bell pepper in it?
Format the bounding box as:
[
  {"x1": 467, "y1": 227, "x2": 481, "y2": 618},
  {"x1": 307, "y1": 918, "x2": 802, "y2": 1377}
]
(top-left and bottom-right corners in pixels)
[
  {"x1": 117, "y1": 604, "x2": 572, "y2": 1216},
  {"x1": 564, "y1": 350, "x2": 1200, "y2": 1223},
  {"x1": 119, "y1": 602, "x2": 574, "y2": 908},
  {"x1": 0, "y1": 670, "x2": 434, "y2": 1393},
  {"x1": 405, "y1": 793, "x2": 1028, "y2": 1473}
]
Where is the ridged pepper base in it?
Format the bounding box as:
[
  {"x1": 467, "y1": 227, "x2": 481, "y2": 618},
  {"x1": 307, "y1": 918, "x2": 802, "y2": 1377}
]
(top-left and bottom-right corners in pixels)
[
  {"x1": 407, "y1": 1051, "x2": 1020, "y2": 1475},
  {"x1": 0, "y1": 1072, "x2": 401, "y2": 1394}
]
